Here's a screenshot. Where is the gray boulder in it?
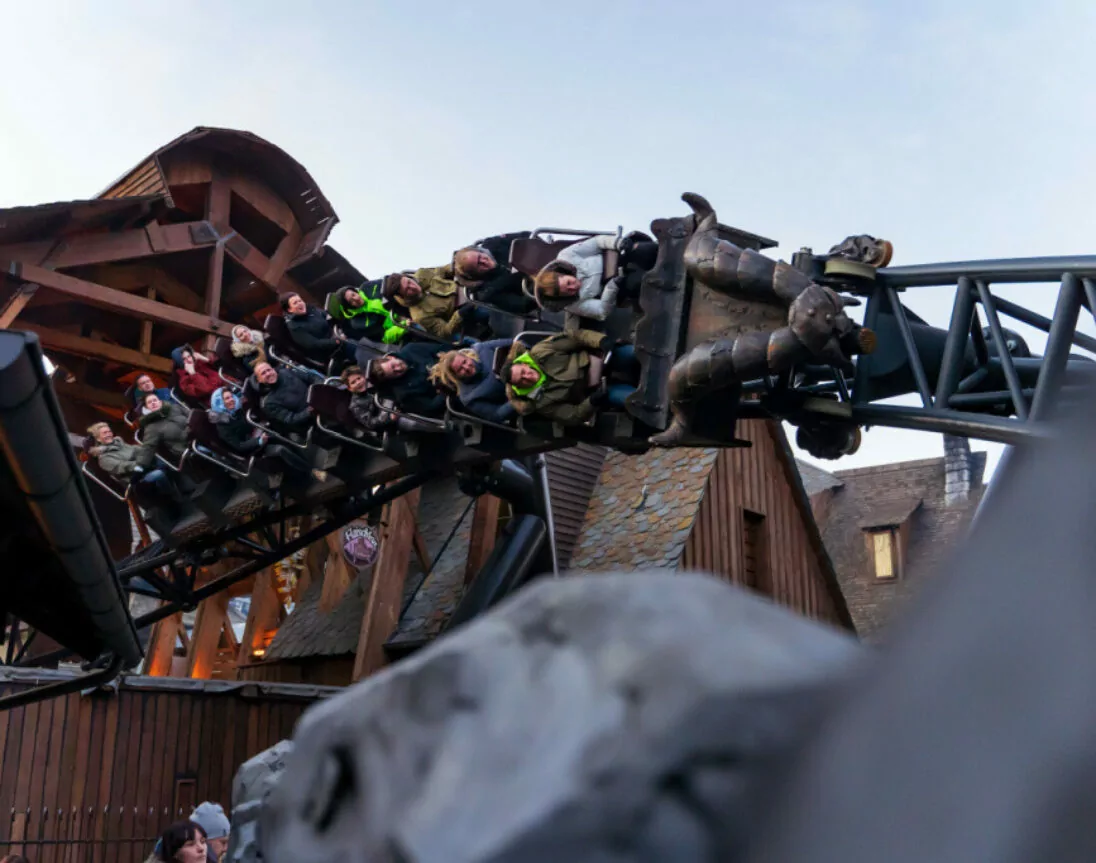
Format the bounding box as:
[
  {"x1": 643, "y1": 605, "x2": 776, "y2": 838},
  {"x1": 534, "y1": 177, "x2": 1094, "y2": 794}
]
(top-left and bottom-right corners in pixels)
[
  {"x1": 262, "y1": 571, "x2": 861, "y2": 863},
  {"x1": 228, "y1": 739, "x2": 295, "y2": 863}
]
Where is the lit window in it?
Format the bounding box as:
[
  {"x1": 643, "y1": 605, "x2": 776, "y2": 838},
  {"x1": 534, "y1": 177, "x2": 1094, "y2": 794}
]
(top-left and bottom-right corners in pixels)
[{"x1": 870, "y1": 529, "x2": 898, "y2": 579}]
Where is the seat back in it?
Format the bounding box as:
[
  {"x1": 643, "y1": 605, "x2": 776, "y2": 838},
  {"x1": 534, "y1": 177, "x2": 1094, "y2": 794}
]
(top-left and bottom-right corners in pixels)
[
  {"x1": 187, "y1": 410, "x2": 252, "y2": 476},
  {"x1": 213, "y1": 337, "x2": 250, "y2": 383},
  {"x1": 509, "y1": 238, "x2": 576, "y2": 278},
  {"x1": 264, "y1": 314, "x2": 325, "y2": 371},
  {"x1": 602, "y1": 248, "x2": 620, "y2": 282},
  {"x1": 309, "y1": 384, "x2": 357, "y2": 429}
]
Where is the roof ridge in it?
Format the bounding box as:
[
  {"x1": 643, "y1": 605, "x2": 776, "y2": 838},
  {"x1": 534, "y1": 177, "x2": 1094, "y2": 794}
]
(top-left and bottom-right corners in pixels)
[{"x1": 833, "y1": 455, "x2": 949, "y2": 477}]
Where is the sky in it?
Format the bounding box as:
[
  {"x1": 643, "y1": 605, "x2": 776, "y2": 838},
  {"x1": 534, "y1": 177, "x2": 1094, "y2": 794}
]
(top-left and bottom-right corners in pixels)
[{"x1": 4, "y1": 0, "x2": 1095, "y2": 479}]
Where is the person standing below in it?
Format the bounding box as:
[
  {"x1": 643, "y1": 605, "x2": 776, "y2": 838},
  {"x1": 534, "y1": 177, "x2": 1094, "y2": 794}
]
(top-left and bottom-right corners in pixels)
[
  {"x1": 189, "y1": 802, "x2": 230, "y2": 863},
  {"x1": 148, "y1": 821, "x2": 206, "y2": 863}
]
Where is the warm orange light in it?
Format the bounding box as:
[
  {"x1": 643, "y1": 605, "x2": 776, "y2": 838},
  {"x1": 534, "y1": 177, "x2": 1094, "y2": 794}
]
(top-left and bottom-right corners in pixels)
[{"x1": 251, "y1": 648, "x2": 266, "y2": 658}]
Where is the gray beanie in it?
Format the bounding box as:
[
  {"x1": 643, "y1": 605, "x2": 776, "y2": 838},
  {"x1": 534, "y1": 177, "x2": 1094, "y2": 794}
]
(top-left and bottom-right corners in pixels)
[{"x1": 191, "y1": 801, "x2": 230, "y2": 840}]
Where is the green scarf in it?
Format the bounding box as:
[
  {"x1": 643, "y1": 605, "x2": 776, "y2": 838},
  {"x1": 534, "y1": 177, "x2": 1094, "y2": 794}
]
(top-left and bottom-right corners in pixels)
[
  {"x1": 511, "y1": 351, "x2": 546, "y2": 397},
  {"x1": 343, "y1": 290, "x2": 405, "y2": 344}
]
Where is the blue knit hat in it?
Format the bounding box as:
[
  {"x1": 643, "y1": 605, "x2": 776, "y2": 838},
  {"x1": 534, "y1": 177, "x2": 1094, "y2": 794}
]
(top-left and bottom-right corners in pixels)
[{"x1": 190, "y1": 802, "x2": 230, "y2": 840}]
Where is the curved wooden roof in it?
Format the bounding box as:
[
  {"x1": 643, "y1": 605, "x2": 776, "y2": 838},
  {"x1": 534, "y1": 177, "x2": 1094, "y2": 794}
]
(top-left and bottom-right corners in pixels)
[{"x1": 97, "y1": 126, "x2": 338, "y2": 239}]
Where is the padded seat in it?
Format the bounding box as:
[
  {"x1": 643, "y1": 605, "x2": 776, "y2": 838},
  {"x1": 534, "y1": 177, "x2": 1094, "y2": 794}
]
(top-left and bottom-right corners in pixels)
[
  {"x1": 186, "y1": 410, "x2": 253, "y2": 478},
  {"x1": 308, "y1": 383, "x2": 386, "y2": 452},
  {"x1": 264, "y1": 314, "x2": 327, "y2": 373}
]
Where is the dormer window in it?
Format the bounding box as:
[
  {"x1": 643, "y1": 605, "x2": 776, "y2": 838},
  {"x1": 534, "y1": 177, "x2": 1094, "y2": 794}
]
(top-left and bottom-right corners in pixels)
[
  {"x1": 868, "y1": 528, "x2": 898, "y2": 579},
  {"x1": 861, "y1": 499, "x2": 921, "y2": 582}
]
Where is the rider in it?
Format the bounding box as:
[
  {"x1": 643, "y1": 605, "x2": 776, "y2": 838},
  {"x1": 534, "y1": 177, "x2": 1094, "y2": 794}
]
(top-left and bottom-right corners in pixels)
[
  {"x1": 367, "y1": 341, "x2": 448, "y2": 417},
  {"x1": 382, "y1": 269, "x2": 486, "y2": 342},
  {"x1": 331, "y1": 281, "x2": 407, "y2": 346},
  {"x1": 501, "y1": 330, "x2": 636, "y2": 425},
  {"x1": 452, "y1": 236, "x2": 536, "y2": 316},
  {"x1": 429, "y1": 338, "x2": 516, "y2": 423}
]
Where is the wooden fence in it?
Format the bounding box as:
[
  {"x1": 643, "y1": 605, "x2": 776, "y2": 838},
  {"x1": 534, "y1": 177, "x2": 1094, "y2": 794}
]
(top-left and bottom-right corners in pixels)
[{"x1": 0, "y1": 671, "x2": 338, "y2": 863}]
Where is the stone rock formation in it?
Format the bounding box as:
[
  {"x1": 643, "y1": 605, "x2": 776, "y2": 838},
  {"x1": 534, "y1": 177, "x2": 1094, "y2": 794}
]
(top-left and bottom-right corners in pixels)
[
  {"x1": 227, "y1": 739, "x2": 295, "y2": 863},
  {"x1": 260, "y1": 572, "x2": 861, "y2": 863}
]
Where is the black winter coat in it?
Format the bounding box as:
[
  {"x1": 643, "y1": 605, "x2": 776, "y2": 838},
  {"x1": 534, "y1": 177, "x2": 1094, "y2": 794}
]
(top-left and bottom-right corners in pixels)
[
  {"x1": 471, "y1": 231, "x2": 535, "y2": 315},
  {"x1": 208, "y1": 409, "x2": 264, "y2": 455},
  {"x1": 286, "y1": 306, "x2": 338, "y2": 360},
  {"x1": 261, "y1": 368, "x2": 313, "y2": 429},
  {"x1": 377, "y1": 341, "x2": 446, "y2": 417}
]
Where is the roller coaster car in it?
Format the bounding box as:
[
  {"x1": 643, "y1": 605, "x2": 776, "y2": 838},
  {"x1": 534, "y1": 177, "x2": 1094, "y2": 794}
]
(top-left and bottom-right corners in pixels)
[
  {"x1": 186, "y1": 410, "x2": 256, "y2": 479},
  {"x1": 307, "y1": 382, "x2": 387, "y2": 453},
  {"x1": 446, "y1": 395, "x2": 519, "y2": 446},
  {"x1": 246, "y1": 397, "x2": 313, "y2": 451},
  {"x1": 78, "y1": 438, "x2": 131, "y2": 504},
  {"x1": 263, "y1": 314, "x2": 334, "y2": 376}
]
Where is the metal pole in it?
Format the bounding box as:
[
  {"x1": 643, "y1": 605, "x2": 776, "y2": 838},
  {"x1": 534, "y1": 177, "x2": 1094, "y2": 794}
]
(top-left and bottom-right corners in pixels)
[
  {"x1": 934, "y1": 277, "x2": 975, "y2": 409},
  {"x1": 530, "y1": 454, "x2": 559, "y2": 577},
  {"x1": 1030, "y1": 274, "x2": 1083, "y2": 421},
  {"x1": 884, "y1": 285, "x2": 932, "y2": 407},
  {"x1": 974, "y1": 280, "x2": 1028, "y2": 420}
]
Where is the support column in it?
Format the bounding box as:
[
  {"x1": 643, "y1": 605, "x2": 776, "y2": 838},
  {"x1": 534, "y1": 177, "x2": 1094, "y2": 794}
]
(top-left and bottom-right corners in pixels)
[
  {"x1": 186, "y1": 591, "x2": 230, "y2": 679},
  {"x1": 352, "y1": 489, "x2": 421, "y2": 681},
  {"x1": 464, "y1": 494, "x2": 501, "y2": 586}
]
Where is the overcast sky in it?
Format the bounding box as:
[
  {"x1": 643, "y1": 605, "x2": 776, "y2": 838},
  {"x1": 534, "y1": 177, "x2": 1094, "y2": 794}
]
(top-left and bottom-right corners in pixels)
[{"x1": 4, "y1": 0, "x2": 1094, "y2": 478}]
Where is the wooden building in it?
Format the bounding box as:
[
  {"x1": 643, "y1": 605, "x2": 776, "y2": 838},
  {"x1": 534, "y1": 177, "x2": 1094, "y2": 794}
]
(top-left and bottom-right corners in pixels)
[
  {"x1": 0, "y1": 668, "x2": 332, "y2": 863},
  {"x1": 800, "y1": 435, "x2": 987, "y2": 641},
  {"x1": 569, "y1": 421, "x2": 853, "y2": 629}
]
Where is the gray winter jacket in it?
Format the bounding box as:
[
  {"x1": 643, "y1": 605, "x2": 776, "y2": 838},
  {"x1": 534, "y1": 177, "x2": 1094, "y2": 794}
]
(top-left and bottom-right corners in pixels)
[
  {"x1": 556, "y1": 234, "x2": 621, "y2": 326},
  {"x1": 95, "y1": 439, "x2": 146, "y2": 482}
]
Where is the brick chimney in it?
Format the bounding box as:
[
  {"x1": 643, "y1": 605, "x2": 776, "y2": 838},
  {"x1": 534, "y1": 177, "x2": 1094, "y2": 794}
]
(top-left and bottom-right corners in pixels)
[{"x1": 943, "y1": 435, "x2": 973, "y2": 505}]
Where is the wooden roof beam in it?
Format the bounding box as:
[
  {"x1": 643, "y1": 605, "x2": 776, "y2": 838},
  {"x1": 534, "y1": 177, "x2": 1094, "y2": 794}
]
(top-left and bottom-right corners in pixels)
[
  {"x1": 1, "y1": 260, "x2": 233, "y2": 337},
  {"x1": 0, "y1": 283, "x2": 39, "y2": 328},
  {"x1": 224, "y1": 234, "x2": 312, "y2": 303},
  {"x1": 18, "y1": 323, "x2": 174, "y2": 373},
  {"x1": 5, "y1": 221, "x2": 217, "y2": 270}
]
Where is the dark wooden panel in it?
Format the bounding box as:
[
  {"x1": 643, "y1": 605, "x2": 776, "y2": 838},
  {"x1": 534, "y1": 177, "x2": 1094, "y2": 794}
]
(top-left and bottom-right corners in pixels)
[
  {"x1": 0, "y1": 683, "x2": 323, "y2": 863},
  {"x1": 683, "y1": 421, "x2": 845, "y2": 627}
]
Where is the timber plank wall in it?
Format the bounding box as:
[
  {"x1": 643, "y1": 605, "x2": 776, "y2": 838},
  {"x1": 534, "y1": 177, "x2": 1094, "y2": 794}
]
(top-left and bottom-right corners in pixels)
[
  {"x1": 0, "y1": 671, "x2": 334, "y2": 863},
  {"x1": 681, "y1": 421, "x2": 850, "y2": 628}
]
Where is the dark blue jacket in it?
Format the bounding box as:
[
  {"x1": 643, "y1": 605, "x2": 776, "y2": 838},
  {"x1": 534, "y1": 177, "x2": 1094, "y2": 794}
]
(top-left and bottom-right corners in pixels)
[
  {"x1": 286, "y1": 306, "x2": 339, "y2": 360},
  {"x1": 378, "y1": 341, "x2": 446, "y2": 417},
  {"x1": 259, "y1": 367, "x2": 314, "y2": 429},
  {"x1": 457, "y1": 338, "x2": 516, "y2": 423}
]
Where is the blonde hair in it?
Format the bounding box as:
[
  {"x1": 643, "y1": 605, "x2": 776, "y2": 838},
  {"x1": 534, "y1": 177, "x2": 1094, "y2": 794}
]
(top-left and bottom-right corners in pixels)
[
  {"x1": 86, "y1": 422, "x2": 110, "y2": 439},
  {"x1": 428, "y1": 348, "x2": 478, "y2": 392},
  {"x1": 453, "y1": 246, "x2": 494, "y2": 280}
]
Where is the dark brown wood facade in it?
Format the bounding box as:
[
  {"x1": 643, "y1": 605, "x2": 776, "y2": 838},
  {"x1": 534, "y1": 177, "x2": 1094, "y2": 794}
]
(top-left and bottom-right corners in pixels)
[
  {"x1": 0, "y1": 672, "x2": 328, "y2": 863},
  {"x1": 570, "y1": 420, "x2": 854, "y2": 631},
  {"x1": 680, "y1": 421, "x2": 851, "y2": 628}
]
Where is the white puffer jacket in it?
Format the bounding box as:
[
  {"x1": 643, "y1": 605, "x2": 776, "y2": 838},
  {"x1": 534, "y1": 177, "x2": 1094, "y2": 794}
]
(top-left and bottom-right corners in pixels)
[{"x1": 556, "y1": 234, "x2": 621, "y2": 324}]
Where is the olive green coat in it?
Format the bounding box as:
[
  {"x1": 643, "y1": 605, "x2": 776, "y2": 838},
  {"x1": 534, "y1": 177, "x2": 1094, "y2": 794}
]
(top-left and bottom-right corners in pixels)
[{"x1": 504, "y1": 328, "x2": 604, "y2": 425}]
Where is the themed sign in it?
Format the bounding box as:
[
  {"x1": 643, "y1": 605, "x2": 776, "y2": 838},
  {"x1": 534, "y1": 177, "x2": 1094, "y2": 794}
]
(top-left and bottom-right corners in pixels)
[{"x1": 342, "y1": 522, "x2": 380, "y2": 569}]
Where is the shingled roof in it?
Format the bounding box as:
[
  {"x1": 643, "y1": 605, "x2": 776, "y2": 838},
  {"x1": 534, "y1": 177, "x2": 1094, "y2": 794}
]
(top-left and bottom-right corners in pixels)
[
  {"x1": 569, "y1": 448, "x2": 720, "y2": 571},
  {"x1": 804, "y1": 440, "x2": 988, "y2": 641}
]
